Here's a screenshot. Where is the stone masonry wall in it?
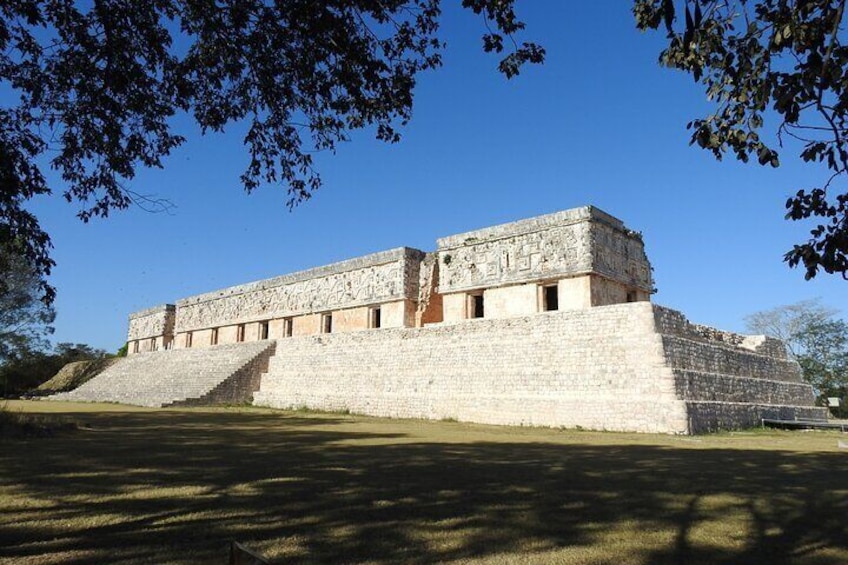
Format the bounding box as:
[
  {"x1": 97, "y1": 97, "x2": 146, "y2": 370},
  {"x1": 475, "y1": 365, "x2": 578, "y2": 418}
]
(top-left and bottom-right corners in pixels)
[
  {"x1": 659, "y1": 335, "x2": 802, "y2": 382},
  {"x1": 254, "y1": 302, "x2": 823, "y2": 434},
  {"x1": 128, "y1": 305, "x2": 175, "y2": 342},
  {"x1": 653, "y1": 305, "x2": 788, "y2": 358},
  {"x1": 255, "y1": 302, "x2": 689, "y2": 433},
  {"x1": 436, "y1": 206, "x2": 652, "y2": 294},
  {"x1": 173, "y1": 247, "x2": 424, "y2": 333},
  {"x1": 684, "y1": 402, "x2": 824, "y2": 433},
  {"x1": 673, "y1": 370, "x2": 815, "y2": 405}
]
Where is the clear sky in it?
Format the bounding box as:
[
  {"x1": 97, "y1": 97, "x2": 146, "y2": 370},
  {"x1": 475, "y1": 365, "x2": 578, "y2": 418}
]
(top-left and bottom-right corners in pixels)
[{"x1": 23, "y1": 2, "x2": 845, "y2": 353}]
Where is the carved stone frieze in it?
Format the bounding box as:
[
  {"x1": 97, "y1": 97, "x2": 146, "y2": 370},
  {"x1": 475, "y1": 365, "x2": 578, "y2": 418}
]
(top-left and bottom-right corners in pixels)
[
  {"x1": 437, "y1": 223, "x2": 593, "y2": 293},
  {"x1": 126, "y1": 207, "x2": 655, "y2": 340},
  {"x1": 437, "y1": 207, "x2": 652, "y2": 293},
  {"x1": 590, "y1": 223, "x2": 653, "y2": 290},
  {"x1": 174, "y1": 248, "x2": 424, "y2": 332},
  {"x1": 127, "y1": 305, "x2": 176, "y2": 340}
]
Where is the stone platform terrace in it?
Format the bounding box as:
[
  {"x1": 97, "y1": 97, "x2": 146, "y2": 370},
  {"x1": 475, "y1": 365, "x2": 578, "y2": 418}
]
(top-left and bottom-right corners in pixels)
[{"x1": 253, "y1": 303, "x2": 825, "y2": 434}]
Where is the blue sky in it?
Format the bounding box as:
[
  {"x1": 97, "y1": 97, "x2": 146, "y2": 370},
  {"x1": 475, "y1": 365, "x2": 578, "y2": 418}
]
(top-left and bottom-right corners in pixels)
[{"x1": 25, "y1": 2, "x2": 845, "y2": 352}]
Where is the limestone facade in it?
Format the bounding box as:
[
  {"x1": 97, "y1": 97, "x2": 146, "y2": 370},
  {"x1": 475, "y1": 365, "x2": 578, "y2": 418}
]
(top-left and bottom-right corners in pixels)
[
  {"x1": 127, "y1": 305, "x2": 175, "y2": 353},
  {"x1": 135, "y1": 247, "x2": 424, "y2": 352},
  {"x1": 126, "y1": 206, "x2": 653, "y2": 353}
]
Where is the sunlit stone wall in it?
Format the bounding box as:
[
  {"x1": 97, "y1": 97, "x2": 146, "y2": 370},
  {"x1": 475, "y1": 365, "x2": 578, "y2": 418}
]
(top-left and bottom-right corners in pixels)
[
  {"x1": 174, "y1": 247, "x2": 424, "y2": 334},
  {"x1": 436, "y1": 206, "x2": 654, "y2": 322},
  {"x1": 254, "y1": 302, "x2": 825, "y2": 434},
  {"x1": 127, "y1": 305, "x2": 175, "y2": 353}
]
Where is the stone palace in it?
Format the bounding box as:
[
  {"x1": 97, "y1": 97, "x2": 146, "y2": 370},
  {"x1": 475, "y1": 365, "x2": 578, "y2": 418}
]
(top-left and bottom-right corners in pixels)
[{"x1": 54, "y1": 206, "x2": 825, "y2": 433}]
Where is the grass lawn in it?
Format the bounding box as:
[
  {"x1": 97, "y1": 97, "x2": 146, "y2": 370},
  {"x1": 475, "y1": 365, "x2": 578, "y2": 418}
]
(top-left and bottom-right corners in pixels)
[{"x1": 1, "y1": 400, "x2": 847, "y2": 564}]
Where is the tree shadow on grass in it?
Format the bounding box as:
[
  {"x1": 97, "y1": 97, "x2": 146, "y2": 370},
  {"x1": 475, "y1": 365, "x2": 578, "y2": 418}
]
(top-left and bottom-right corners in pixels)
[{"x1": 0, "y1": 409, "x2": 846, "y2": 564}]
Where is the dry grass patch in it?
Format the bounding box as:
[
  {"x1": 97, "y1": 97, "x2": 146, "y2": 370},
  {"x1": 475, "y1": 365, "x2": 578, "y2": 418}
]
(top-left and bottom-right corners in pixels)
[
  {"x1": 0, "y1": 400, "x2": 846, "y2": 564},
  {"x1": 0, "y1": 402, "x2": 79, "y2": 439}
]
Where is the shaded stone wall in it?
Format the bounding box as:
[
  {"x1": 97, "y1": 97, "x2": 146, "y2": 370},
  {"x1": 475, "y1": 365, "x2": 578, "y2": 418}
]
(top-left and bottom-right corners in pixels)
[
  {"x1": 653, "y1": 306, "x2": 788, "y2": 358},
  {"x1": 650, "y1": 305, "x2": 823, "y2": 432}
]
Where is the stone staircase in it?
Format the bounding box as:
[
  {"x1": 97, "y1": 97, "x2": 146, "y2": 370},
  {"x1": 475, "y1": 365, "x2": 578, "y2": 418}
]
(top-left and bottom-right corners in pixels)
[{"x1": 49, "y1": 341, "x2": 276, "y2": 407}]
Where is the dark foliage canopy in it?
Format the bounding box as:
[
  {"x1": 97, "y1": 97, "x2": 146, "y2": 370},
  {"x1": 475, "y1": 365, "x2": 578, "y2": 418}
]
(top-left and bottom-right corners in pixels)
[
  {"x1": 635, "y1": 0, "x2": 848, "y2": 279},
  {"x1": 1, "y1": 0, "x2": 543, "y2": 303}
]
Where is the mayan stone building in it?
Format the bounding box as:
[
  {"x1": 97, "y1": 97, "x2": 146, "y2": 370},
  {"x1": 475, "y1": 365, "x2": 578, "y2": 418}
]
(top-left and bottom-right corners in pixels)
[{"x1": 55, "y1": 206, "x2": 825, "y2": 433}]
